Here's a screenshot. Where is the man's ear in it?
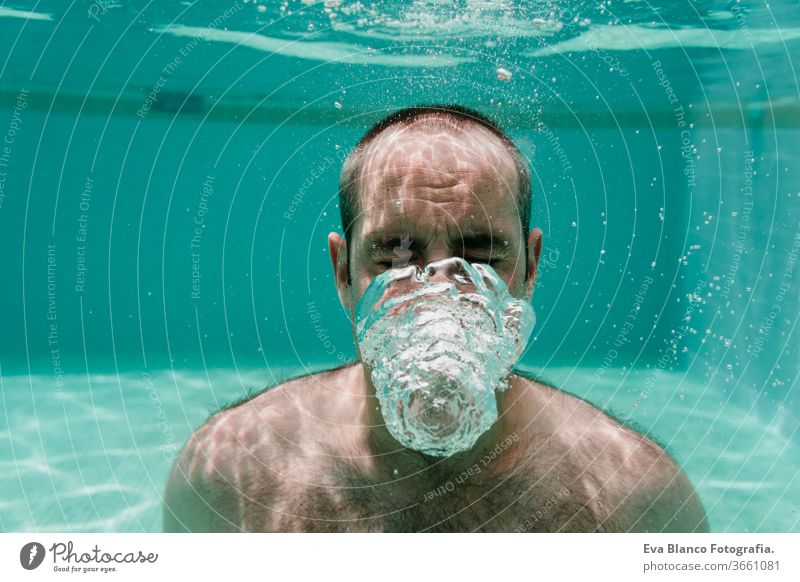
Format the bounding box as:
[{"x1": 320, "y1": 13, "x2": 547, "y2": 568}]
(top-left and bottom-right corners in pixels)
[
  {"x1": 525, "y1": 227, "x2": 543, "y2": 301},
  {"x1": 328, "y1": 232, "x2": 353, "y2": 311}
]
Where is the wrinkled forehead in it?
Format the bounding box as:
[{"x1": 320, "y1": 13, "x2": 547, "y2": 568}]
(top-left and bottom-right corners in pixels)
[{"x1": 358, "y1": 124, "x2": 520, "y2": 203}]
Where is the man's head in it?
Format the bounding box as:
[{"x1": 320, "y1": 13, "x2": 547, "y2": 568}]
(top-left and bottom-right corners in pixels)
[{"x1": 329, "y1": 104, "x2": 542, "y2": 315}]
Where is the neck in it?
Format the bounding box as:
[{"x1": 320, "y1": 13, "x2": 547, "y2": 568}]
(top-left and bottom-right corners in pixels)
[{"x1": 355, "y1": 363, "x2": 525, "y2": 477}]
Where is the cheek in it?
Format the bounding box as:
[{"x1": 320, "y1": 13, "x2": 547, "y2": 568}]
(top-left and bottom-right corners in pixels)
[
  {"x1": 350, "y1": 270, "x2": 375, "y2": 302},
  {"x1": 498, "y1": 259, "x2": 527, "y2": 297},
  {"x1": 501, "y1": 272, "x2": 520, "y2": 295},
  {"x1": 346, "y1": 251, "x2": 373, "y2": 292}
]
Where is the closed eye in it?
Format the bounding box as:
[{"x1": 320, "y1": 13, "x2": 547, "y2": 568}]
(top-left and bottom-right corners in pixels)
[{"x1": 464, "y1": 254, "x2": 503, "y2": 265}]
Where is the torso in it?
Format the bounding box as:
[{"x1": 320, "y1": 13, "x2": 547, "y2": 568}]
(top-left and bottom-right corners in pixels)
[
  {"x1": 175, "y1": 364, "x2": 704, "y2": 533},
  {"x1": 275, "y1": 469, "x2": 596, "y2": 533},
  {"x1": 236, "y1": 440, "x2": 599, "y2": 532},
  {"x1": 168, "y1": 368, "x2": 707, "y2": 532}
]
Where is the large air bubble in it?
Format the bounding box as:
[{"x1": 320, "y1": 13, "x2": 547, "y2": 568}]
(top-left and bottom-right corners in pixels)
[{"x1": 356, "y1": 257, "x2": 535, "y2": 457}]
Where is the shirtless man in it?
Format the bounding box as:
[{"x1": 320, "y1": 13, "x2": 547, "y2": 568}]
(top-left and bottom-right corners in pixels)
[{"x1": 163, "y1": 105, "x2": 709, "y2": 533}]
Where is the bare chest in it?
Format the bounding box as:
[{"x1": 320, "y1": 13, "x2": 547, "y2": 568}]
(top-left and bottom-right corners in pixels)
[{"x1": 246, "y1": 469, "x2": 602, "y2": 533}]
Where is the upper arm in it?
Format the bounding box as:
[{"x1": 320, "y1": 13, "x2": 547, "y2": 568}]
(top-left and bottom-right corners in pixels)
[
  {"x1": 162, "y1": 417, "x2": 243, "y2": 532},
  {"x1": 625, "y1": 447, "x2": 709, "y2": 533}
]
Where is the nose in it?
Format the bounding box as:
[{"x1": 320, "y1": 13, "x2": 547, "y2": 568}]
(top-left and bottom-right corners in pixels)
[
  {"x1": 424, "y1": 256, "x2": 467, "y2": 278},
  {"x1": 417, "y1": 238, "x2": 457, "y2": 270},
  {"x1": 422, "y1": 257, "x2": 477, "y2": 291}
]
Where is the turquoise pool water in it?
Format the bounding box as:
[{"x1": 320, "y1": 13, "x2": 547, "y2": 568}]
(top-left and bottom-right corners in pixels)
[
  {"x1": 1, "y1": 0, "x2": 798, "y2": 532},
  {"x1": 2, "y1": 366, "x2": 797, "y2": 531}
]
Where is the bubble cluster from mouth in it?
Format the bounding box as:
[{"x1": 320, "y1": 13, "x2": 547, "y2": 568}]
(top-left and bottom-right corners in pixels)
[{"x1": 356, "y1": 257, "x2": 535, "y2": 457}]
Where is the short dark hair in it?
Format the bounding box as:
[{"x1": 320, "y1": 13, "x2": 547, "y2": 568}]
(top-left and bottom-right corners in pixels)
[{"x1": 337, "y1": 104, "x2": 532, "y2": 244}]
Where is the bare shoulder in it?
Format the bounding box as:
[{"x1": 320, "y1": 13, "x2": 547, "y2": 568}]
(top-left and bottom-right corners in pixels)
[
  {"x1": 162, "y1": 366, "x2": 352, "y2": 532},
  {"x1": 514, "y1": 374, "x2": 709, "y2": 532}
]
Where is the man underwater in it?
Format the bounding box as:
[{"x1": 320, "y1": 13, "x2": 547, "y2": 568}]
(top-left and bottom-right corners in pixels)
[{"x1": 164, "y1": 104, "x2": 709, "y2": 532}]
